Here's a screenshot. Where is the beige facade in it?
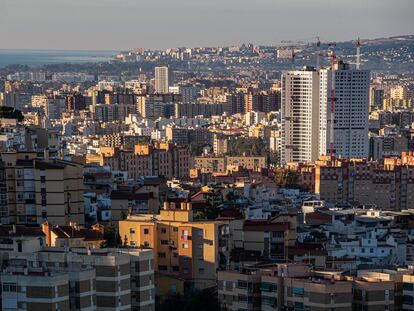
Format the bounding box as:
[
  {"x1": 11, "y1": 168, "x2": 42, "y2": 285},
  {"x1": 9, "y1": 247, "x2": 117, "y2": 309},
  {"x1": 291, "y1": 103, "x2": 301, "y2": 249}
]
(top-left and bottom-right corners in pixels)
[
  {"x1": 120, "y1": 249, "x2": 155, "y2": 311},
  {"x1": 353, "y1": 278, "x2": 394, "y2": 311},
  {"x1": 5, "y1": 248, "x2": 136, "y2": 311},
  {"x1": 1, "y1": 270, "x2": 70, "y2": 311},
  {"x1": 119, "y1": 202, "x2": 230, "y2": 290},
  {"x1": 314, "y1": 154, "x2": 414, "y2": 210},
  {"x1": 193, "y1": 155, "x2": 266, "y2": 173},
  {"x1": 86, "y1": 143, "x2": 190, "y2": 180},
  {"x1": 218, "y1": 270, "x2": 262, "y2": 311},
  {"x1": 218, "y1": 264, "x2": 397, "y2": 311},
  {"x1": 0, "y1": 152, "x2": 84, "y2": 226}
]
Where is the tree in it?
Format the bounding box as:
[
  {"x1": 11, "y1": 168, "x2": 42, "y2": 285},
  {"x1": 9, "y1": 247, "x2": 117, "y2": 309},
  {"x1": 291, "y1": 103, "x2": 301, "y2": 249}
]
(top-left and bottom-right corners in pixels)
[
  {"x1": 156, "y1": 288, "x2": 220, "y2": 311},
  {"x1": 103, "y1": 223, "x2": 122, "y2": 247},
  {"x1": 269, "y1": 150, "x2": 280, "y2": 166},
  {"x1": 0, "y1": 106, "x2": 24, "y2": 121},
  {"x1": 275, "y1": 169, "x2": 300, "y2": 189},
  {"x1": 190, "y1": 142, "x2": 207, "y2": 156},
  {"x1": 226, "y1": 137, "x2": 266, "y2": 156},
  {"x1": 123, "y1": 235, "x2": 129, "y2": 247}
]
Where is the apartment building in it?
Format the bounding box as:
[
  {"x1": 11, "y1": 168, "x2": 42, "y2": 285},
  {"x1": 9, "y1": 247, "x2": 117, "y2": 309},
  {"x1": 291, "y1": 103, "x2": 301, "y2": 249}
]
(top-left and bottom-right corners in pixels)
[
  {"x1": 193, "y1": 155, "x2": 266, "y2": 173},
  {"x1": 1, "y1": 268, "x2": 71, "y2": 311},
  {"x1": 0, "y1": 225, "x2": 45, "y2": 257},
  {"x1": 218, "y1": 263, "x2": 396, "y2": 311},
  {"x1": 281, "y1": 67, "x2": 320, "y2": 164},
  {"x1": 119, "y1": 202, "x2": 231, "y2": 290},
  {"x1": 352, "y1": 277, "x2": 394, "y2": 310},
  {"x1": 319, "y1": 61, "x2": 370, "y2": 158},
  {"x1": 358, "y1": 268, "x2": 410, "y2": 311},
  {"x1": 314, "y1": 153, "x2": 414, "y2": 210},
  {"x1": 109, "y1": 178, "x2": 164, "y2": 221},
  {"x1": 218, "y1": 269, "x2": 262, "y2": 311},
  {"x1": 154, "y1": 65, "x2": 170, "y2": 94},
  {"x1": 281, "y1": 61, "x2": 370, "y2": 163},
  {"x1": 284, "y1": 274, "x2": 352, "y2": 310},
  {"x1": 0, "y1": 152, "x2": 84, "y2": 225},
  {"x1": 41, "y1": 222, "x2": 105, "y2": 248},
  {"x1": 86, "y1": 143, "x2": 190, "y2": 180},
  {"x1": 165, "y1": 127, "x2": 189, "y2": 145},
  {"x1": 403, "y1": 274, "x2": 414, "y2": 310},
  {"x1": 120, "y1": 249, "x2": 155, "y2": 311},
  {"x1": 241, "y1": 214, "x2": 297, "y2": 261},
  {"x1": 4, "y1": 248, "x2": 154, "y2": 311}
]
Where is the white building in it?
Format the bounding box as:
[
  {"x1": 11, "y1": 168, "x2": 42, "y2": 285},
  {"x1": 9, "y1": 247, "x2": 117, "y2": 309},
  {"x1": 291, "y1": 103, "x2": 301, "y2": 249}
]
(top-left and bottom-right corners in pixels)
[
  {"x1": 319, "y1": 61, "x2": 370, "y2": 158},
  {"x1": 154, "y1": 65, "x2": 170, "y2": 94},
  {"x1": 281, "y1": 67, "x2": 320, "y2": 164},
  {"x1": 281, "y1": 62, "x2": 370, "y2": 164}
]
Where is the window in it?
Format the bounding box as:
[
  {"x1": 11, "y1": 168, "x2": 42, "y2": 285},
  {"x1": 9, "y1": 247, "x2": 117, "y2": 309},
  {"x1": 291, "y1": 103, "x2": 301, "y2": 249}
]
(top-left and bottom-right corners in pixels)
[
  {"x1": 404, "y1": 283, "x2": 414, "y2": 291},
  {"x1": 262, "y1": 296, "x2": 277, "y2": 306},
  {"x1": 158, "y1": 252, "x2": 166, "y2": 258},
  {"x1": 238, "y1": 295, "x2": 248, "y2": 302},
  {"x1": 237, "y1": 280, "x2": 248, "y2": 289},
  {"x1": 144, "y1": 229, "x2": 149, "y2": 234},
  {"x1": 293, "y1": 287, "x2": 304, "y2": 297},
  {"x1": 161, "y1": 228, "x2": 167, "y2": 234},
  {"x1": 130, "y1": 228, "x2": 135, "y2": 234},
  {"x1": 143, "y1": 241, "x2": 149, "y2": 247},
  {"x1": 182, "y1": 243, "x2": 188, "y2": 249},
  {"x1": 172, "y1": 266, "x2": 179, "y2": 272},
  {"x1": 198, "y1": 268, "x2": 205, "y2": 274},
  {"x1": 272, "y1": 231, "x2": 284, "y2": 238},
  {"x1": 261, "y1": 282, "x2": 277, "y2": 292},
  {"x1": 161, "y1": 240, "x2": 169, "y2": 245},
  {"x1": 158, "y1": 265, "x2": 167, "y2": 271},
  {"x1": 2, "y1": 283, "x2": 17, "y2": 292},
  {"x1": 403, "y1": 295, "x2": 414, "y2": 305},
  {"x1": 173, "y1": 227, "x2": 178, "y2": 232}
]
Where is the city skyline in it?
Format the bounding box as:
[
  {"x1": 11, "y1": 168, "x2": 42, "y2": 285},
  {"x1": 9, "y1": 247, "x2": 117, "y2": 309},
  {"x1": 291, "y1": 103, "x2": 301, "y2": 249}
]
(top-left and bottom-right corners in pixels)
[{"x1": 1, "y1": 0, "x2": 413, "y2": 50}]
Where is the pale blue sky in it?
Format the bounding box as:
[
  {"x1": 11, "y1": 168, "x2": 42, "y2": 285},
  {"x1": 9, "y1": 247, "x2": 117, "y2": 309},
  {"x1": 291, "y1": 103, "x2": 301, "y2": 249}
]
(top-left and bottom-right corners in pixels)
[{"x1": 1, "y1": 0, "x2": 413, "y2": 50}]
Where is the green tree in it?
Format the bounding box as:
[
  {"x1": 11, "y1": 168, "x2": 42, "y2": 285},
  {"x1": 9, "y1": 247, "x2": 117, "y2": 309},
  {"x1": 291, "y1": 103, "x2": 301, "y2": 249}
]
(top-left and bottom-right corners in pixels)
[
  {"x1": 269, "y1": 150, "x2": 280, "y2": 166},
  {"x1": 103, "y1": 223, "x2": 122, "y2": 247},
  {"x1": 157, "y1": 288, "x2": 220, "y2": 311},
  {"x1": 0, "y1": 106, "x2": 24, "y2": 121},
  {"x1": 275, "y1": 169, "x2": 300, "y2": 188}
]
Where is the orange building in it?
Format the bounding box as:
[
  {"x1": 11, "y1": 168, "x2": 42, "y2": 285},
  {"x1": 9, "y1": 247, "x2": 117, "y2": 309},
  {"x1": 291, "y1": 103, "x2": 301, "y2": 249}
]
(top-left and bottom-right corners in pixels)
[{"x1": 119, "y1": 202, "x2": 231, "y2": 289}]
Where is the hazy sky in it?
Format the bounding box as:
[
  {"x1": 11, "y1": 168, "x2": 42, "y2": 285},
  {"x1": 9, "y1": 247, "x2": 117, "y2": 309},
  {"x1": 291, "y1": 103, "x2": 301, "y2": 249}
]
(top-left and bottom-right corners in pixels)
[{"x1": 1, "y1": 0, "x2": 413, "y2": 50}]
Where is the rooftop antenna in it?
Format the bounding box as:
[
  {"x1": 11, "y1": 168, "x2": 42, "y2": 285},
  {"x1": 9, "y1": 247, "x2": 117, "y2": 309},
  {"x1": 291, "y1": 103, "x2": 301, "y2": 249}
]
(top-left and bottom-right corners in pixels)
[{"x1": 355, "y1": 37, "x2": 361, "y2": 70}]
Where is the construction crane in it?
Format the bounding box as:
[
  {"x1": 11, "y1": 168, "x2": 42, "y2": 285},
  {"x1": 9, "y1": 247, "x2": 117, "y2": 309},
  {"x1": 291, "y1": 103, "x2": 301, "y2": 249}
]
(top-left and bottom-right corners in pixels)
[
  {"x1": 285, "y1": 37, "x2": 336, "y2": 68},
  {"x1": 280, "y1": 36, "x2": 321, "y2": 64}
]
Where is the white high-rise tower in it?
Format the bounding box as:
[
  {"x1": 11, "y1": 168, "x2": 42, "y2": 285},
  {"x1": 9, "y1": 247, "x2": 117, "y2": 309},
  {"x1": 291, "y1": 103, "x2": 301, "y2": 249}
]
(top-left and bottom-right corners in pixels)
[
  {"x1": 319, "y1": 61, "x2": 370, "y2": 158},
  {"x1": 281, "y1": 67, "x2": 320, "y2": 164},
  {"x1": 281, "y1": 62, "x2": 370, "y2": 164},
  {"x1": 155, "y1": 65, "x2": 170, "y2": 94}
]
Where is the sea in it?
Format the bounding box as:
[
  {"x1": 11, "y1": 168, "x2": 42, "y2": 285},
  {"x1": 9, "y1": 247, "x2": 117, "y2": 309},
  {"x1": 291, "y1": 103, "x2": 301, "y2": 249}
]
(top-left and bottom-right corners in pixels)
[{"x1": 0, "y1": 49, "x2": 116, "y2": 67}]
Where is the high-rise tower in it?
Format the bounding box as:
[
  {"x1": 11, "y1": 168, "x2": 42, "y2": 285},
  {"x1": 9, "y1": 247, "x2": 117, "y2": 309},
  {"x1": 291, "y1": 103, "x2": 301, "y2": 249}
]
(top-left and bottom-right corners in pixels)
[{"x1": 155, "y1": 65, "x2": 170, "y2": 94}]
